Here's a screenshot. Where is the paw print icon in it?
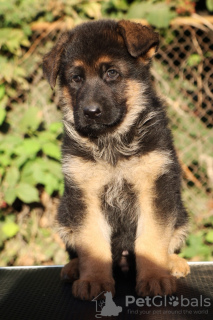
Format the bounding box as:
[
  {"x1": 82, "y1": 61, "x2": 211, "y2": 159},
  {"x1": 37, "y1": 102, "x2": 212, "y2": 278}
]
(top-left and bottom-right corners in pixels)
[{"x1": 168, "y1": 296, "x2": 179, "y2": 307}]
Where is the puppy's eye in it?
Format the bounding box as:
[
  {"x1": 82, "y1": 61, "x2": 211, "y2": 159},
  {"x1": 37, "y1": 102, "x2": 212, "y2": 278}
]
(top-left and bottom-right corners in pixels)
[
  {"x1": 106, "y1": 69, "x2": 119, "y2": 80},
  {"x1": 72, "y1": 75, "x2": 83, "y2": 83}
]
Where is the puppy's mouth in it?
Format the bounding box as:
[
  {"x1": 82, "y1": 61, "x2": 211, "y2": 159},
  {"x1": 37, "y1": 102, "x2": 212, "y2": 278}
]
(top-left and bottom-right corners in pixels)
[{"x1": 75, "y1": 121, "x2": 119, "y2": 137}]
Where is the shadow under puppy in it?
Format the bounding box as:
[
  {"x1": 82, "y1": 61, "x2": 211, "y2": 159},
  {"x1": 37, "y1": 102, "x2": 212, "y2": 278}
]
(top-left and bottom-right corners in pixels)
[{"x1": 43, "y1": 19, "x2": 190, "y2": 300}]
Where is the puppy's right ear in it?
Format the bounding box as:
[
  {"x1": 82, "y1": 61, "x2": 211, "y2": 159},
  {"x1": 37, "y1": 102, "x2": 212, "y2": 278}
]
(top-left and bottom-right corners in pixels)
[{"x1": 43, "y1": 32, "x2": 70, "y2": 89}]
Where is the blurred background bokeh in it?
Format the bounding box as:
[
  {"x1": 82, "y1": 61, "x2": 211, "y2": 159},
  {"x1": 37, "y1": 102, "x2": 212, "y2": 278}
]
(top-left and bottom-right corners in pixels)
[{"x1": 0, "y1": 0, "x2": 213, "y2": 266}]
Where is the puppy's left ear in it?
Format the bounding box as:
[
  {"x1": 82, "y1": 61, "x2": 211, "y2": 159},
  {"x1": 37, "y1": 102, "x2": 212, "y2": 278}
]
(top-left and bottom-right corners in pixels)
[
  {"x1": 117, "y1": 20, "x2": 159, "y2": 61},
  {"x1": 43, "y1": 32, "x2": 70, "y2": 89}
]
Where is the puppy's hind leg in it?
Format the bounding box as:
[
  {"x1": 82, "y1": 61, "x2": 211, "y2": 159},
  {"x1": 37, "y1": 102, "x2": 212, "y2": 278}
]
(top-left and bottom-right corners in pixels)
[
  {"x1": 61, "y1": 246, "x2": 79, "y2": 282},
  {"x1": 61, "y1": 258, "x2": 79, "y2": 282},
  {"x1": 169, "y1": 254, "x2": 190, "y2": 278},
  {"x1": 168, "y1": 226, "x2": 190, "y2": 278}
]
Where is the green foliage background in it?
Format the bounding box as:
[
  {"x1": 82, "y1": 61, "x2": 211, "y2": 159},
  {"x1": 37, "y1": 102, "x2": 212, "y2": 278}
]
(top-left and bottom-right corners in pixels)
[{"x1": 0, "y1": 0, "x2": 212, "y2": 266}]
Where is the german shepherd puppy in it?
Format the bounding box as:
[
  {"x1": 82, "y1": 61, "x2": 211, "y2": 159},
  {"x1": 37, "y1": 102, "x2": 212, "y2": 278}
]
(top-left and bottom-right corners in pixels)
[{"x1": 43, "y1": 19, "x2": 190, "y2": 300}]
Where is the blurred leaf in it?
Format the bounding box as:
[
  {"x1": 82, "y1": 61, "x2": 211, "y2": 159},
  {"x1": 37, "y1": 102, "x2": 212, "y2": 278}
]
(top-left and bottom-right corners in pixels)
[
  {"x1": 206, "y1": 231, "x2": 213, "y2": 243},
  {"x1": 13, "y1": 154, "x2": 29, "y2": 168},
  {"x1": 21, "y1": 160, "x2": 45, "y2": 185},
  {"x1": 181, "y1": 233, "x2": 211, "y2": 259},
  {"x1": 82, "y1": 2, "x2": 101, "y2": 19},
  {"x1": 20, "y1": 157, "x2": 62, "y2": 194},
  {"x1": 0, "y1": 154, "x2": 11, "y2": 167},
  {"x1": 49, "y1": 122, "x2": 63, "y2": 134},
  {"x1": 47, "y1": 160, "x2": 62, "y2": 179},
  {"x1": 15, "y1": 138, "x2": 41, "y2": 156},
  {"x1": 0, "y1": 135, "x2": 22, "y2": 153},
  {"x1": 206, "y1": 0, "x2": 213, "y2": 11},
  {"x1": 113, "y1": 0, "x2": 128, "y2": 10},
  {"x1": 0, "y1": 106, "x2": 6, "y2": 125},
  {"x1": 0, "y1": 57, "x2": 14, "y2": 83},
  {"x1": 16, "y1": 183, "x2": 39, "y2": 203},
  {"x1": 147, "y1": 4, "x2": 176, "y2": 28},
  {"x1": 0, "y1": 167, "x2": 4, "y2": 177},
  {"x1": 4, "y1": 188, "x2": 17, "y2": 205},
  {"x1": 0, "y1": 84, "x2": 5, "y2": 100},
  {"x1": 127, "y1": 2, "x2": 151, "y2": 19},
  {"x1": 2, "y1": 218, "x2": 19, "y2": 238},
  {"x1": 42, "y1": 142, "x2": 61, "y2": 160},
  {"x1": 13, "y1": 66, "x2": 28, "y2": 88},
  {"x1": 20, "y1": 167, "x2": 36, "y2": 185},
  {"x1": 43, "y1": 173, "x2": 59, "y2": 195},
  {"x1": 127, "y1": 2, "x2": 176, "y2": 28},
  {"x1": 0, "y1": 28, "x2": 30, "y2": 55},
  {"x1": 4, "y1": 166, "x2": 20, "y2": 187},
  {"x1": 0, "y1": 96, "x2": 8, "y2": 110},
  {"x1": 204, "y1": 51, "x2": 212, "y2": 58},
  {"x1": 187, "y1": 54, "x2": 202, "y2": 67},
  {"x1": 19, "y1": 107, "x2": 42, "y2": 132},
  {"x1": 38, "y1": 131, "x2": 56, "y2": 143}
]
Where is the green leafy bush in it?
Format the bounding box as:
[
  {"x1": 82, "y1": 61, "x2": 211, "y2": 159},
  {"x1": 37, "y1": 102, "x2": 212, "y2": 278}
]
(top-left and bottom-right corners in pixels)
[{"x1": 0, "y1": 107, "x2": 63, "y2": 205}]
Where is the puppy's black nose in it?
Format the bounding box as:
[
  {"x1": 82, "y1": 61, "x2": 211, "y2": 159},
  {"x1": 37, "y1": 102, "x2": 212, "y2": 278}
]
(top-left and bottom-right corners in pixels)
[{"x1": 83, "y1": 105, "x2": 102, "y2": 119}]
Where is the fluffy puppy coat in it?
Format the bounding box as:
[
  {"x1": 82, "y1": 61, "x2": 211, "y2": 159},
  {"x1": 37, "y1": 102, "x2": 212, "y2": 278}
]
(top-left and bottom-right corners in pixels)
[{"x1": 43, "y1": 19, "x2": 190, "y2": 300}]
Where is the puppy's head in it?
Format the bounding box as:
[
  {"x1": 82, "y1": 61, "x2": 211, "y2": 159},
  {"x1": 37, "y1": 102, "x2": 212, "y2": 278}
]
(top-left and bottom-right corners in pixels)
[{"x1": 43, "y1": 20, "x2": 159, "y2": 137}]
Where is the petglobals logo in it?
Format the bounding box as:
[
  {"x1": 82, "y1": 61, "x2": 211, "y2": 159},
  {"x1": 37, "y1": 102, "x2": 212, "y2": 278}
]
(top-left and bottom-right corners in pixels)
[
  {"x1": 125, "y1": 295, "x2": 211, "y2": 308},
  {"x1": 92, "y1": 292, "x2": 211, "y2": 318},
  {"x1": 92, "y1": 291, "x2": 122, "y2": 318},
  {"x1": 168, "y1": 296, "x2": 179, "y2": 307}
]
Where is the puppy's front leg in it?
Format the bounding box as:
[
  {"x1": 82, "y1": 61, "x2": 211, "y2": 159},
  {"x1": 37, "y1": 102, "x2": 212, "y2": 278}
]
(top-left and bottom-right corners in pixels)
[
  {"x1": 129, "y1": 151, "x2": 180, "y2": 296},
  {"x1": 135, "y1": 194, "x2": 176, "y2": 297},
  {"x1": 135, "y1": 225, "x2": 176, "y2": 297},
  {"x1": 72, "y1": 197, "x2": 115, "y2": 300}
]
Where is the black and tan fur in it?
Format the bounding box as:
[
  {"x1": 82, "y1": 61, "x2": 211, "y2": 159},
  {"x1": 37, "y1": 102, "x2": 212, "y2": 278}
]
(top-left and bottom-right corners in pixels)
[{"x1": 43, "y1": 19, "x2": 190, "y2": 300}]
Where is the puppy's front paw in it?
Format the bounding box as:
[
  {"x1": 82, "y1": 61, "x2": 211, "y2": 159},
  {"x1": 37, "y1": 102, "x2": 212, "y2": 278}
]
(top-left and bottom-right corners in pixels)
[
  {"x1": 72, "y1": 278, "x2": 115, "y2": 300},
  {"x1": 61, "y1": 258, "x2": 79, "y2": 282},
  {"x1": 136, "y1": 273, "x2": 176, "y2": 297},
  {"x1": 169, "y1": 254, "x2": 190, "y2": 278}
]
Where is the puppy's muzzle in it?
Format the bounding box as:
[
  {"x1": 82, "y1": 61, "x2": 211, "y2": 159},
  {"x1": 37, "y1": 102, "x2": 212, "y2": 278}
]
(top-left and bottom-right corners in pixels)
[{"x1": 83, "y1": 105, "x2": 102, "y2": 119}]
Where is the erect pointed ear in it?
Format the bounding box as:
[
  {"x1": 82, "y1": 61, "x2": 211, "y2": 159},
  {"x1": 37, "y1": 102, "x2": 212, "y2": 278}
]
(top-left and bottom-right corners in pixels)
[
  {"x1": 117, "y1": 20, "x2": 159, "y2": 60},
  {"x1": 43, "y1": 32, "x2": 70, "y2": 89}
]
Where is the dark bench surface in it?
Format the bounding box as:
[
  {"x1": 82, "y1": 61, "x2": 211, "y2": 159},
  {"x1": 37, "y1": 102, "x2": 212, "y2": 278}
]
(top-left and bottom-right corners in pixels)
[{"x1": 0, "y1": 262, "x2": 213, "y2": 320}]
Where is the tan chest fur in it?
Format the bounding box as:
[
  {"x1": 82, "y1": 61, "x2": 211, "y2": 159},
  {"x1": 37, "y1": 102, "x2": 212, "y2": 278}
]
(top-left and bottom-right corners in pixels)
[{"x1": 64, "y1": 150, "x2": 171, "y2": 197}]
